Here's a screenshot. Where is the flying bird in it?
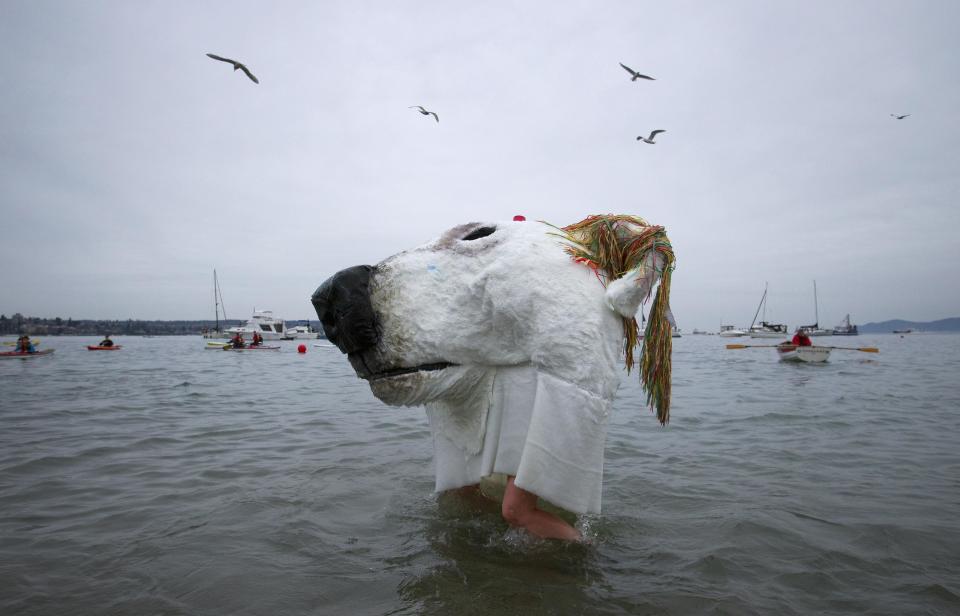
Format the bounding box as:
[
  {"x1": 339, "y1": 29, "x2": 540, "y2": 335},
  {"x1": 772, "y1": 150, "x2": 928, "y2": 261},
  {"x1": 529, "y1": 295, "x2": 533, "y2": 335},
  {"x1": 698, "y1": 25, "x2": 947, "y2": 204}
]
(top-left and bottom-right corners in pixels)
[
  {"x1": 890, "y1": 113, "x2": 910, "y2": 120},
  {"x1": 206, "y1": 53, "x2": 259, "y2": 84},
  {"x1": 637, "y1": 130, "x2": 666, "y2": 144},
  {"x1": 409, "y1": 106, "x2": 439, "y2": 123},
  {"x1": 619, "y1": 62, "x2": 655, "y2": 81}
]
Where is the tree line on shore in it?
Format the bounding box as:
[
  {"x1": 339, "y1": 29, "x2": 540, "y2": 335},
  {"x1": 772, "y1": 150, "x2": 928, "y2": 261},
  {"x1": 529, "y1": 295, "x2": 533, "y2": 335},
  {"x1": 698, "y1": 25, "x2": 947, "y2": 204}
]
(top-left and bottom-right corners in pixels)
[{"x1": 0, "y1": 313, "x2": 321, "y2": 337}]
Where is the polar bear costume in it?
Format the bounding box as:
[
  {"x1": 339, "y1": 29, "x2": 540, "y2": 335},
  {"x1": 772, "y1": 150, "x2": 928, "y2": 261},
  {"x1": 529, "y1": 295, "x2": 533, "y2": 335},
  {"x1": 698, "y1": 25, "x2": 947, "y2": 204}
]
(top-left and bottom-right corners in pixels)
[{"x1": 312, "y1": 215, "x2": 674, "y2": 515}]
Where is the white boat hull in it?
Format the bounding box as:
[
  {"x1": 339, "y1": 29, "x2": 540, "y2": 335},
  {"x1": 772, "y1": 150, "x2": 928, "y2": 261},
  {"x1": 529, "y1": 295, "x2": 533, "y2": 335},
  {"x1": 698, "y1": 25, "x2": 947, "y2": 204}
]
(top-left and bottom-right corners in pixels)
[
  {"x1": 225, "y1": 310, "x2": 289, "y2": 341},
  {"x1": 284, "y1": 326, "x2": 321, "y2": 340},
  {"x1": 224, "y1": 326, "x2": 284, "y2": 341},
  {"x1": 777, "y1": 346, "x2": 831, "y2": 363},
  {"x1": 718, "y1": 329, "x2": 746, "y2": 337},
  {"x1": 750, "y1": 331, "x2": 786, "y2": 339}
]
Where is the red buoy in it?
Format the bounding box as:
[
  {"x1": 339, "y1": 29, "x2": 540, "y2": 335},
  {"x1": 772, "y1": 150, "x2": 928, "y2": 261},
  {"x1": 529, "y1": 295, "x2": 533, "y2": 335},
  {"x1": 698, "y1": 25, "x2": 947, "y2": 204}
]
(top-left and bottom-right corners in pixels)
[
  {"x1": 297, "y1": 344, "x2": 307, "y2": 354},
  {"x1": 513, "y1": 215, "x2": 526, "y2": 221}
]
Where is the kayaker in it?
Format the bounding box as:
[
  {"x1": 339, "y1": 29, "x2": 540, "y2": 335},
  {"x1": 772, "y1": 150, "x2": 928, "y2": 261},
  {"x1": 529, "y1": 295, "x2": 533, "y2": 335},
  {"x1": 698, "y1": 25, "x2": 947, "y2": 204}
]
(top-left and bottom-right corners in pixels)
[
  {"x1": 251, "y1": 331, "x2": 263, "y2": 346},
  {"x1": 230, "y1": 332, "x2": 245, "y2": 348},
  {"x1": 791, "y1": 329, "x2": 813, "y2": 347},
  {"x1": 99, "y1": 335, "x2": 114, "y2": 347},
  {"x1": 15, "y1": 336, "x2": 36, "y2": 353}
]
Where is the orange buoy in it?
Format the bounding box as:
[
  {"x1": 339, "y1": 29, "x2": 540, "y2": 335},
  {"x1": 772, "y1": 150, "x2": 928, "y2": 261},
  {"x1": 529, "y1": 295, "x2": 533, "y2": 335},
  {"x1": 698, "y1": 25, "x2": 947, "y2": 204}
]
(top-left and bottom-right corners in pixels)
[{"x1": 297, "y1": 344, "x2": 307, "y2": 354}]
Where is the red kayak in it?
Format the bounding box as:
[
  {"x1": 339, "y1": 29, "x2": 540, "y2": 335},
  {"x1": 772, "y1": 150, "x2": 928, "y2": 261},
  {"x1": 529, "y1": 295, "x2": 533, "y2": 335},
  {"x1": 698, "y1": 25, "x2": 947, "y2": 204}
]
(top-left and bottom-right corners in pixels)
[
  {"x1": 87, "y1": 345, "x2": 123, "y2": 351},
  {"x1": 0, "y1": 349, "x2": 55, "y2": 359}
]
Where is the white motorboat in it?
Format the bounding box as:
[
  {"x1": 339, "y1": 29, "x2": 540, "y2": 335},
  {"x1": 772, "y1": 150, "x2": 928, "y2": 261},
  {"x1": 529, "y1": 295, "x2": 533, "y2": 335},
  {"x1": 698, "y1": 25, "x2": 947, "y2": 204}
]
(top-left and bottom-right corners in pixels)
[
  {"x1": 225, "y1": 310, "x2": 288, "y2": 341},
  {"x1": 284, "y1": 324, "x2": 321, "y2": 340},
  {"x1": 776, "y1": 344, "x2": 831, "y2": 363},
  {"x1": 718, "y1": 325, "x2": 746, "y2": 337}
]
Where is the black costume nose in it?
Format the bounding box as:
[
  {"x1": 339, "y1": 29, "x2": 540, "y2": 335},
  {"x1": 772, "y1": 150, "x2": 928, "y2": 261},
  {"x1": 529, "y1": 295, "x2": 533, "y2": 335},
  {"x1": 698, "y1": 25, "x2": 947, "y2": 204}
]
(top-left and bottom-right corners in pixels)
[{"x1": 311, "y1": 265, "x2": 380, "y2": 354}]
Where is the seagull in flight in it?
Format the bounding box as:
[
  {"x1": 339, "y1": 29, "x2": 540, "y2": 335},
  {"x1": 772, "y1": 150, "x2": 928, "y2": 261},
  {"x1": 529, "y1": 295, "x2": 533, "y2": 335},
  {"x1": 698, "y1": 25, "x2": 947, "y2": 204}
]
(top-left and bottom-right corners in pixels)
[
  {"x1": 890, "y1": 113, "x2": 910, "y2": 120},
  {"x1": 206, "y1": 53, "x2": 259, "y2": 84},
  {"x1": 637, "y1": 130, "x2": 666, "y2": 144},
  {"x1": 619, "y1": 63, "x2": 655, "y2": 81},
  {"x1": 409, "y1": 106, "x2": 439, "y2": 123}
]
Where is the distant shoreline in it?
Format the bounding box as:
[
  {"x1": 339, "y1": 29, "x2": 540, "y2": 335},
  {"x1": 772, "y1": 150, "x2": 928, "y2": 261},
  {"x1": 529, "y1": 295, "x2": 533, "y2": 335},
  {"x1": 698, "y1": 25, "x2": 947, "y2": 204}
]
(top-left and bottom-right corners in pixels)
[
  {"x1": 0, "y1": 316, "x2": 323, "y2": 337},
  {"x1": 3, "y1": 314, "x2": 957, "y2": 336}
]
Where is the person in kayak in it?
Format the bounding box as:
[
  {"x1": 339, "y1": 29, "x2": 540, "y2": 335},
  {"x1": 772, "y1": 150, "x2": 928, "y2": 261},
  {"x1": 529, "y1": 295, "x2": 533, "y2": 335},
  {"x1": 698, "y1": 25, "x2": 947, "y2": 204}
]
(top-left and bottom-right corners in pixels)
[
  {"x1": 99, "y1": 335, "x2": 114, "y2": 347},
  {"x1": 251, "y1": 331, "x2": 263, "y2": 346},
  {"x1": 15, "y1": 335, "x2": 37, "y2": 353},
  {"x1": 230, "y1": 332, "x2": 245, "y2": 348},
  {"x1": 791, "y1": 329, "x2": 813, "y2": 347}
]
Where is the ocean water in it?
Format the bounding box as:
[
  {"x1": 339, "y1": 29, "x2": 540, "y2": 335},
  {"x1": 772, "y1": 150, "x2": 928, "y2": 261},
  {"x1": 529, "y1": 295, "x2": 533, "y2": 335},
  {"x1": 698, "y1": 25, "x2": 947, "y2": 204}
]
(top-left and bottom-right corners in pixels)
[{"x1": 1, "y1": 334, "x2": 958, "y2": 615}]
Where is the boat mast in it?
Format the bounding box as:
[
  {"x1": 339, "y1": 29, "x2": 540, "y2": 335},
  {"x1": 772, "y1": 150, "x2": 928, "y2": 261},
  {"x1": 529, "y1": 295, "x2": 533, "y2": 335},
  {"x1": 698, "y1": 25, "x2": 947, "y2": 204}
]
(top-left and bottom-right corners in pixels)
[
  {"x1": 214, "y1": 269, "x2": 220, "y2": 333},
  {"x1": 749, "y1": 283, "x2": 767, "y2": 329},
  {"x1": 218, "y1": 277, "x2": 227, "y2": 326},
  {"x1": 213, "y1": 269, "x2": 228, "y2": 333},
  {"x1": 813, "y1": 280, "x2": 819, "y2": 329}
]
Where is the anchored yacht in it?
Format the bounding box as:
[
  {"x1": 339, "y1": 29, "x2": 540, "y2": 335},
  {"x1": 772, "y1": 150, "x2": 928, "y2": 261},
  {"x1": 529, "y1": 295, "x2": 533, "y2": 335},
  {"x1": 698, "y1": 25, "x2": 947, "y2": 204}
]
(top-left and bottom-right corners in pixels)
[{"x1": 225, "y1": 310, "x2": 288, "y2": 341}]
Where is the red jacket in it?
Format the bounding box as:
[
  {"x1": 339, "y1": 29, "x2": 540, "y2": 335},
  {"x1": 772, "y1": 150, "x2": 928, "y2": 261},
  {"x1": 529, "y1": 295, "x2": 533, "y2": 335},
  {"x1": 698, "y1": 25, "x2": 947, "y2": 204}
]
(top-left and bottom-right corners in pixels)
[{"x1": 791, "y1": 333, "x2": 813, "y2": 346}]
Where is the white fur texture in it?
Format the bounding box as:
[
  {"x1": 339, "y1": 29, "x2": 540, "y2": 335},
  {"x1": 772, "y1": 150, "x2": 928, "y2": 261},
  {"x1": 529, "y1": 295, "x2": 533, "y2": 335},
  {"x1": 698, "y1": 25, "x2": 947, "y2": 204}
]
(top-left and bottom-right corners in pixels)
[{"x1": 360, "y1": 219, "x2": 664, "y2": 513}]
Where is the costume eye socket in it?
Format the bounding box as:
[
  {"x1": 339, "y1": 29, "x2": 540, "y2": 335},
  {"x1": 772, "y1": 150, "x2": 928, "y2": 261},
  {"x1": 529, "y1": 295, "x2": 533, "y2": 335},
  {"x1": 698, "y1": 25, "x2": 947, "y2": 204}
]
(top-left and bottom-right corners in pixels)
[{"x1": 461, "y1": 226, "x2": 496, "y2": 241}]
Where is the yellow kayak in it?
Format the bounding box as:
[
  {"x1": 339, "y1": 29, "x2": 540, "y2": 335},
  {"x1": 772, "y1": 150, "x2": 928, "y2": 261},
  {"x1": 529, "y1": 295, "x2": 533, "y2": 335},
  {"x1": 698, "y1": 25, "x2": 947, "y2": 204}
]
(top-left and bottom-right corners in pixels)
[{"x1": 3, "y1": 338, "x2": 40, "y2": 346}]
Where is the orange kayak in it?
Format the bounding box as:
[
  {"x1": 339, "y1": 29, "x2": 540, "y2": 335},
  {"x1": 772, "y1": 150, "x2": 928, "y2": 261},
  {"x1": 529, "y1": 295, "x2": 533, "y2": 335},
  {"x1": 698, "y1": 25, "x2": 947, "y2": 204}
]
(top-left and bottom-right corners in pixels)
[{"x1": 87, "y1": 345, "x2": 123, "y2": 351}]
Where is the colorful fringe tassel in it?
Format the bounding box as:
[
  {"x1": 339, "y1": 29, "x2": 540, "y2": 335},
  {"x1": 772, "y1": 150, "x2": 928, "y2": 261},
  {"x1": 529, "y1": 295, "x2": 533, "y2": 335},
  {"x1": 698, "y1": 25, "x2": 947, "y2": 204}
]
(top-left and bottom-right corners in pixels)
[{"x1": 549, "y1": 215, "x2": 676, "y2": 425}]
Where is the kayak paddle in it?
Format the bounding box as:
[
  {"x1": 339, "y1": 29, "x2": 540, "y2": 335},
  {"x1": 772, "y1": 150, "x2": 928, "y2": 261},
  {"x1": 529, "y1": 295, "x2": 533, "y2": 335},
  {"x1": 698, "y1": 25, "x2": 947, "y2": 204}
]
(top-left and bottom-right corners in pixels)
[{"x1": 725, "y1": 343, "x2": 878, "y2": 353}]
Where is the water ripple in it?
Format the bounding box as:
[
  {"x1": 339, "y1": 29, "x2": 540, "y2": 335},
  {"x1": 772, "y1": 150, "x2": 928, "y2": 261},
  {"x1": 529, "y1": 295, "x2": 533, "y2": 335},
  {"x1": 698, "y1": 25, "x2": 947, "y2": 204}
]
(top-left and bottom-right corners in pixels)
[{"x1": 1, "y1": 334, "x2": 959, "y2": 615}]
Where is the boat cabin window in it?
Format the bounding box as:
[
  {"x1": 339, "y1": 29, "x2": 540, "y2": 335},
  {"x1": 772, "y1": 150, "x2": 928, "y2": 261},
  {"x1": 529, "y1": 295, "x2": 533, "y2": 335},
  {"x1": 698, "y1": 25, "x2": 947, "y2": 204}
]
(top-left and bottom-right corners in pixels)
[
  {"x1": 273, "y1": 324, "x2": 283, "y2": 332},
  {"x1": 260, "y1": 325, "x2": 272, "y2": 331}
]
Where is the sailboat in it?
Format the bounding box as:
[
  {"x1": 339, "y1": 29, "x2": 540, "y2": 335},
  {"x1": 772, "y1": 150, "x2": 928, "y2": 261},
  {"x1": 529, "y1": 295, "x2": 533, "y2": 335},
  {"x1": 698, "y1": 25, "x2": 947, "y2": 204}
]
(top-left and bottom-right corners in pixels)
[
  {"x1": 202, "y1": 269, "x2": 230, "y2": 339},
  {"x1": 748, "y1": 283, "x2": 789, "y2": 338},
  {"x1": 800, "y1": 280, "x2": 832, "y2": 336}
]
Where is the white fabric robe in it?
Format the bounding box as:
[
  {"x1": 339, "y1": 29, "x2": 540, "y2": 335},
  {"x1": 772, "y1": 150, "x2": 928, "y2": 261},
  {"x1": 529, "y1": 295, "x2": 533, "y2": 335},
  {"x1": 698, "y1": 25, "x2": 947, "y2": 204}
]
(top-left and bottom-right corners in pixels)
[{"x1": 426, "y1": 364, "x2": 616, "y2": 515}]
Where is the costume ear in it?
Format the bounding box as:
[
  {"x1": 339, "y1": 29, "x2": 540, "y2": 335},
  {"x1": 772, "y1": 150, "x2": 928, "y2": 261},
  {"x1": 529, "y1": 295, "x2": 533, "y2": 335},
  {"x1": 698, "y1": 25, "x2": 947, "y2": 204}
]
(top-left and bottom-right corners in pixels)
[{"x1": 604, "y1": 251, "x2": 663, "y2": 318}]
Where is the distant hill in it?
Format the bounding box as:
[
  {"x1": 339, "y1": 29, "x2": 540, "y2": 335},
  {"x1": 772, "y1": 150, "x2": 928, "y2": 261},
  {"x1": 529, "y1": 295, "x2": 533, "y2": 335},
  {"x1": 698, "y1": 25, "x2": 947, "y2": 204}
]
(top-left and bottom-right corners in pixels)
[{"x1": 859, "y1": 317, "x2": 960, "y2": 333}]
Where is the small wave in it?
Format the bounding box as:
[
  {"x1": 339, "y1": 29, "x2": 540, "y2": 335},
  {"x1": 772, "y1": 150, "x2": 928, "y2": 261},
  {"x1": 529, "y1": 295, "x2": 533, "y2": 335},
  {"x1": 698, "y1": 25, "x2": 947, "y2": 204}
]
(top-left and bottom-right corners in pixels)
[{"x1": 784, "y1": 509, "x2": 843, "y2": 527}]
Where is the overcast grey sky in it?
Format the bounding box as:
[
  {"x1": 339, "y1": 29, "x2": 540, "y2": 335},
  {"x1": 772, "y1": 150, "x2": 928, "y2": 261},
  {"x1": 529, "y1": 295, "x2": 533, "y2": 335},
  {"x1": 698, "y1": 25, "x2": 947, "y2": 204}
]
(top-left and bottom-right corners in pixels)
[{"x1": 2, "y1": 1, "x2": 958, "y2": 330}]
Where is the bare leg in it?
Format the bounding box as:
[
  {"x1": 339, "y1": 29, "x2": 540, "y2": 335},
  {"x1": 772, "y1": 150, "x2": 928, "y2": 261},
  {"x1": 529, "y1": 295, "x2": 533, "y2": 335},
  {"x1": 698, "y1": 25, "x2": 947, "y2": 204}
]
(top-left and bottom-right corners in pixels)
[{"x1": 501, "y1": 476, "x2": 581, "y2": 541}]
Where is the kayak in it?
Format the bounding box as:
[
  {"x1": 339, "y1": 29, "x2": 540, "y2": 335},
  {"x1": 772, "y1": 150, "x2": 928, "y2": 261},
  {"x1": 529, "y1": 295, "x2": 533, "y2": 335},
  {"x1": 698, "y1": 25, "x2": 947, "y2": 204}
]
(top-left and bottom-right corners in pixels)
[
  {"x1": 87, "y1": 345, "x2": 122, "y2": 351},
  {"x1": 0, "y1": 349, "x2": 55, "y2": 359},
  {"x1": 222, "y1": 345, "x2": 280, "y2": 351},
  {"x1": 776, "y1": 344, "x2": 831, "y2": 363}
]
